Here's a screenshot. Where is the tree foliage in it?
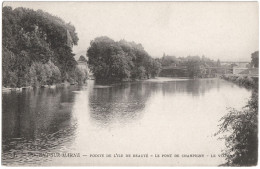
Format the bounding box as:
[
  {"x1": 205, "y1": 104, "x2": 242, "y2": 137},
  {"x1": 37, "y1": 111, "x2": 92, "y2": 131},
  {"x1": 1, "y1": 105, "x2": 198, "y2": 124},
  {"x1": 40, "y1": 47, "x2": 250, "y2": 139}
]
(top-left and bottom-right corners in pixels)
[
  {"x1": 29, "y1": 60, "x2": 61, "y2": 87},
  {"x1": 157, "y1": 54, "x2": 218, "y2": 78},
  {"x1": 217, "y1": 91, "x2": 258, "y2": 166},
  {"x1": 216, "y1": 83, "x2": 258, "y2": 166},
  {"x1": 73, "y1": 67, "x2": 88, "y2": 85},
  {"x1": 87, "y1": 37, "x2": 161, "y2": 81},
  {"x1": 78, "y1": 55, "x2": 87, "y2": 62},
  {"x1": 2, "y1": 6, "x2": 79, "y2": 87},
  {"x1": 251, "y1": 51, "x2": 259, "y2": 68}
]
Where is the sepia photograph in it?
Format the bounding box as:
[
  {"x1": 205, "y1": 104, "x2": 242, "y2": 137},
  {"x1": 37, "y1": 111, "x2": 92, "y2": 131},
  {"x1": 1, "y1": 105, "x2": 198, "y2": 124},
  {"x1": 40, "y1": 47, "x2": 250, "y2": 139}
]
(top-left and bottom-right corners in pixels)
[{"x1": 1, "y1": 1, "x2": 259, "y2": 166}]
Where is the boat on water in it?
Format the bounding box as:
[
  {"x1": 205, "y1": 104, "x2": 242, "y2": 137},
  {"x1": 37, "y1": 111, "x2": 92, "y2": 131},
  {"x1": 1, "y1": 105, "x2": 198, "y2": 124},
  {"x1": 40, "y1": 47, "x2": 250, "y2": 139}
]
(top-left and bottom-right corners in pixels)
[
  {"x1": 11, "y1": 88, "x2": 22, "y2": 92},
  {"x1": 49, "y1": 85, "x2": 56, "y2": 88},
  {"x1": 2, "y1": 87, "x2": 11, "y2": 92}
]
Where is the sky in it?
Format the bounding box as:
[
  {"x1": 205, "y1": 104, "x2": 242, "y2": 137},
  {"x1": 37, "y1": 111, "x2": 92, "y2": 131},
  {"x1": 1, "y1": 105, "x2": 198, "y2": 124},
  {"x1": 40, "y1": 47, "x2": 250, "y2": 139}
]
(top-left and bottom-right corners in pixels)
[{"x1": 3, "y1": 1, "x2": 259, "y2": 61}]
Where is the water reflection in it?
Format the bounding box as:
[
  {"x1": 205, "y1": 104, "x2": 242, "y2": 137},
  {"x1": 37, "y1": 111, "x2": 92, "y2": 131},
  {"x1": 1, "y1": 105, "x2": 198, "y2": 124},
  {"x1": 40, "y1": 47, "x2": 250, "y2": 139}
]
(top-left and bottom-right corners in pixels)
[
  {"x1": 88, "y1": 78, "x2": 234, "y2": 127},
  {"x1": 159, "y1": 79, "x2": 222, "y2": 96},
  {"x1": 2, "y1": 78, "x2": 251, "y2": 166},
  {"x1": 2, "y1": 87, "x2": 78, "y2": 165},
  {"x1": 88, "y1": 82, "x2": 152, "y2": 127}
]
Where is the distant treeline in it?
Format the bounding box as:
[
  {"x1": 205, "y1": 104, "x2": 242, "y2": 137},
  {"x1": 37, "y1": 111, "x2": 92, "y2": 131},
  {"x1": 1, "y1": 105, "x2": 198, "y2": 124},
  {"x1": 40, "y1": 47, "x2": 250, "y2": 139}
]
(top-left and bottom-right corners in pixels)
[
  {"x1": 2, "y1": 6, "x2": 87, "y2": 88},
  {"x1": 87, "y1": 37, "x2": 161, "y2": 81},
  {"x1": 156, "y1": 54, "x2": 220, "y2": 78}
]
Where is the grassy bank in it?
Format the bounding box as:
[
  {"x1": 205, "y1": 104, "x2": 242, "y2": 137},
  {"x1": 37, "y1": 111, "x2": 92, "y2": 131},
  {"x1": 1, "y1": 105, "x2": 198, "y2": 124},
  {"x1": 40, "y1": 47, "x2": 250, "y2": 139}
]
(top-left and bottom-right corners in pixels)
[
  {"x1": 220, "y1": 74, "x2": 258, "y2": 89},
  {"x1": 217, "y1": 74, "x2": 258, "y2": 166}
]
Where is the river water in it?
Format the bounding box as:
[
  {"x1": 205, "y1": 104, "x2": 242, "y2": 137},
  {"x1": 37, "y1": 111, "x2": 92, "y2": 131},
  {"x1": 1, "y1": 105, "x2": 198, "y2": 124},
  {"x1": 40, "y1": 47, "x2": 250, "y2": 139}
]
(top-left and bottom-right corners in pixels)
[{"x1": 2, "y1": 78, "x2": 251, "y2": 166}]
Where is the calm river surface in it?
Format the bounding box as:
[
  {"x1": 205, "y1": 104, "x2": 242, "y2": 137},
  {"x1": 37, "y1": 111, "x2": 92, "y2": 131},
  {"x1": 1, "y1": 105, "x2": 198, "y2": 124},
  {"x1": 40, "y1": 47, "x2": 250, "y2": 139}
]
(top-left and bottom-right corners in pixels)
[{"x1": 2, "y1": 78, "x2": 251, "y2": 166}]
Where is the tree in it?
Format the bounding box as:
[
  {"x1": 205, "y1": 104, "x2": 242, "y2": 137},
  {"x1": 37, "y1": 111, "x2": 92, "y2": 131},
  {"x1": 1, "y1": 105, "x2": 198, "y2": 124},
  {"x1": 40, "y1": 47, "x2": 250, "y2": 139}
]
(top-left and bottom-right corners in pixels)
[
  {"x1": 251, "y1": 51, "x2": 258, "y2": 68},
  {"x1": 150, "y1": 59, "x2": 162, "y2": 78},
  {"x1": 29, "y1": 60, "x2": 61, "y2": 87},
  {"x1": 2, "y1": 47, "x2": 17, "y2": 87},
  {"x1": 47, "y1": 60, "x2": 61, "y2": 84},
  {"x1": 160, "y1": 55, "x2": 178, "y2": 66},
  {"x1": 186, "y1": 56, "x2": 202, "y2": 78},
  {"x1": 2, "y1": 6, "x2": 79, "y2": 87},
  {"x1": 74, "y1": 67, "x2": 87, "y2": 85},
  {"x1": 135, "y1": 66, "x2": 146, "y2": 79},
  {"x1": 110, "y1": 52, "x2": 133, "y2": 80},
  {"x1": 217, "y1": 90, "x2": 258, "y2": 166},
  {"x1": 87, "y1": 36, "x2": 118, "y2": 80},
  {"x1": 78, "y1": 55, "x2": 87, "y2": 62},
  {"x1": 87, "y1": 37, "x2": 160, "y2": 81},
  {"x1": 217, "y1": 59, "x2": 221, "y2": 67}
]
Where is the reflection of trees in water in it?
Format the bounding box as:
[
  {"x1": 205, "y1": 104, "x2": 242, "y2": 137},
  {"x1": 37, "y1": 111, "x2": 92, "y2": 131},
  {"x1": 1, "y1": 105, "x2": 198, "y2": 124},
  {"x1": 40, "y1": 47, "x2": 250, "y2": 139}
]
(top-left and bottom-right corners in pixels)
[
  {"x1": 161, "y1": 79, "x2": 221, "y2": 97},
  {"x1": 89, "y1": 79, "x2": 221, "y2": 126},
  {"x1": 89, "y1": 82, "x2": 156, "y2": 126},
  {"x1": 2, "y1": 87, "x2": 77, "y2": 165},
  {"x1": 2, "y1": 124, "x2": 77, "y2": 166}
]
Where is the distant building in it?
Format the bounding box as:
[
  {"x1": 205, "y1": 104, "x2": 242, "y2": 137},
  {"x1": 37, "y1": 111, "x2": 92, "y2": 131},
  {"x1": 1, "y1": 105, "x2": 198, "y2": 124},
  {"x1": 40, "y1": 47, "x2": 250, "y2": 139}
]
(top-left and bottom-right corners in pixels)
[
  {"x1": 233, "y1": 63, "x2": 250, "y2": 75},
  {"x1": 74, "y1": 50, "x2": 87, "y2": 61},
  {"x1": 233, "y1": 64, "x2": 258, "y2": 76},
  {"x1": 77, "y1": 56, "x2": 88, "y2": 70},
  {"x1": 233, "y1": 67, "x2": 249, "y2": 74}
]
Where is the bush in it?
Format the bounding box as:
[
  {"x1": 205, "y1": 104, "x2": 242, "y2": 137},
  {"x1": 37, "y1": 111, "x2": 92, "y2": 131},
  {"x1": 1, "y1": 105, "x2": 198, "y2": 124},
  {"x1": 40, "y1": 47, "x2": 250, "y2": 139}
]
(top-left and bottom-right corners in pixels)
[
  {"x1": 236, "y1": 76, "x2": 244, "y2": 84},
  {"x1": 29, "y1": 60, "x2": 61, "y2": 87},
  {"x1": 243, "y1": 76, "x2": 255, "y2": 88},
  {"x1": 74, "y1": 67, "x2": 87, "y2": 85},
  {"x1": 217, "y1": 91, "x2": 258, "y2": 166},
  {"x1": 222, "y1": 75, "x2": 256, "y2": 89}
]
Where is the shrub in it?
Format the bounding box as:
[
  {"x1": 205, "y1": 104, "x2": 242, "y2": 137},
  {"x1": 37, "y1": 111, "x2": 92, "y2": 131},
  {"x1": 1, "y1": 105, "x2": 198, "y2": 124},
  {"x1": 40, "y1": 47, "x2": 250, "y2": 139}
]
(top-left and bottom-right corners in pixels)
[
  {"x1": 29, "y1": 60, "x2": 61, "y2": 87},
  {"x1": 217, "y1": 91, "x2": 258, "y2": 166},
  {"x1": 74, "y1": 67, "x2": 87, "y2": 85}
]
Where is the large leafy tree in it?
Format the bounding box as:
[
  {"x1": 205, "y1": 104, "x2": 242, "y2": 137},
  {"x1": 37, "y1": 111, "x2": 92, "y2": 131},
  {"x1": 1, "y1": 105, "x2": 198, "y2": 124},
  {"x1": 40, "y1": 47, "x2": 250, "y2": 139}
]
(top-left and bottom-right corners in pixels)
[
  {"x1": 251, "y1": 51, "x2": 259, "y2": 68},
  {"x1": 87, "y1": 37, "x2": 161, "y2": 81},
  {"x1": 2, "y1": 6, "x2": 79, "y2": 87},
  {"x1": 186, "y1": 56, "x2": 202, "y2": 78}
]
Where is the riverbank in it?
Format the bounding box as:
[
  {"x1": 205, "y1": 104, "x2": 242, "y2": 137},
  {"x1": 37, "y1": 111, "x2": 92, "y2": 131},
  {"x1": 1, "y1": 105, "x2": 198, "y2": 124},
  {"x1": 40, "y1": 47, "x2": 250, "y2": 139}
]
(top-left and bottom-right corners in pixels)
[
  {"x1": 220, "y1": 74, "x2": 258, "y2": 89},
  {"x1": 2, "y1": 82, "x2": 82, "y2": 93},
  {"x1": 217, "y1": 76, "x2": 258, "y2": 166}
]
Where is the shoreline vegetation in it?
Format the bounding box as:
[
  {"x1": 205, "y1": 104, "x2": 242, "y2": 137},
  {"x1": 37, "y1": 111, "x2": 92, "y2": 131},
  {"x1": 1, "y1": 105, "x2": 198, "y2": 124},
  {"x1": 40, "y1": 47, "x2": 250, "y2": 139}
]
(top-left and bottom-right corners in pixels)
[
  {"x1": 87, "y1": 36, "x2": 161, "y2": 81},
  {"x1": 217, "y1": 67, "x2": 258, "y2": 165},
  {"x1": 216, "y1": 85, "x2": 258, "y2": 166},
  {"x1": 2, "y1": 82, "x2": 72, "y2": 92},
  {"x1": 2, "y1": 6, "x2": 222, "y2": 90},
  {"x1": 220, "y1": 74, "x2": 258, "y2": 89},
  {"x1": 2, "y1": 7, "x2": 87, "y2": 89}
]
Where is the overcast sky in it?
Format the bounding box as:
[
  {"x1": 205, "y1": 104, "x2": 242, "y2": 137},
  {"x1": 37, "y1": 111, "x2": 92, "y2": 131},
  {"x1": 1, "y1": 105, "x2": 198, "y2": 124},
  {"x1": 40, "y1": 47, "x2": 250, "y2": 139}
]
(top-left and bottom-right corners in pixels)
[{"x1": 4, "y1": 1, "x2": 259, "y2": 61}]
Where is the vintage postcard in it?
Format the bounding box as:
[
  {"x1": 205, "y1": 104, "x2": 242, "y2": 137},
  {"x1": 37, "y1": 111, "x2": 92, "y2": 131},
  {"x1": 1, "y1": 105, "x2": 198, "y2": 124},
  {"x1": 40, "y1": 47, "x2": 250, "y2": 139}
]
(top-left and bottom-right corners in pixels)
[{"x1": 1, "y1": 1, "x2": 259, "y2": 166}]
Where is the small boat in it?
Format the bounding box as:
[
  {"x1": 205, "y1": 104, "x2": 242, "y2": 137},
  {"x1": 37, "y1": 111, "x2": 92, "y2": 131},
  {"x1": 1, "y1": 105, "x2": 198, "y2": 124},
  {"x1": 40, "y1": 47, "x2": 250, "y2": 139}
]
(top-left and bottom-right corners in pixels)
[
  {"x1": 49, "y1": 85, "x2": 56, "y2": 88},
  {"x1": 2, "y1": 87, "x2": 11, "y2": 92},
  {"x1": 22, "y1": 86, "x2": 33, "y2": 90},
  {"x1": 10, "y1": 88, "x2": 22, "y2": 92}
]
